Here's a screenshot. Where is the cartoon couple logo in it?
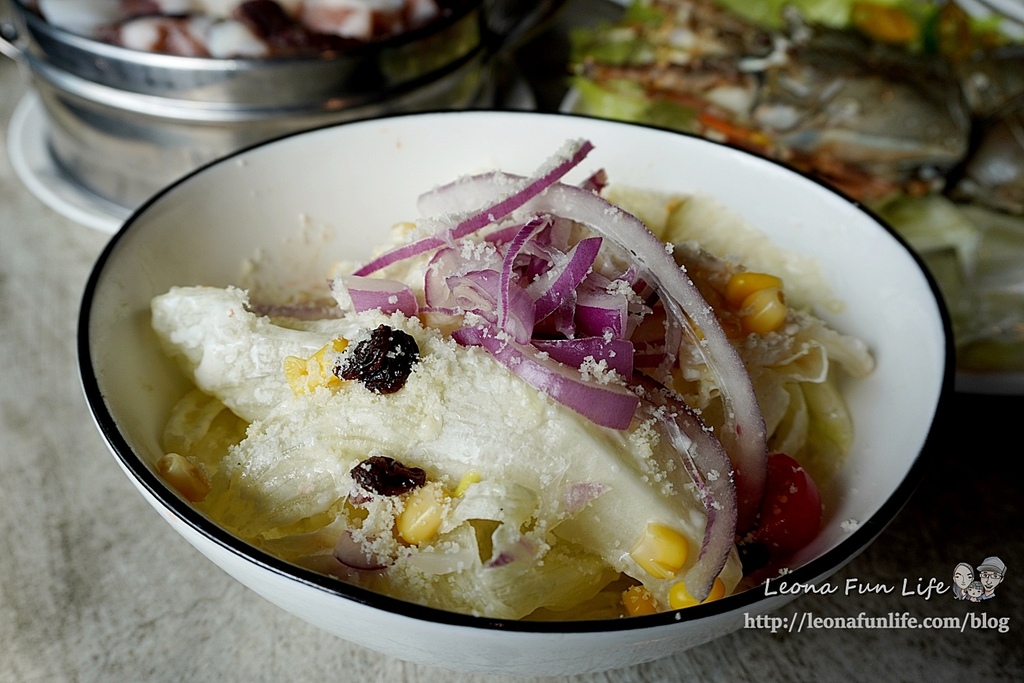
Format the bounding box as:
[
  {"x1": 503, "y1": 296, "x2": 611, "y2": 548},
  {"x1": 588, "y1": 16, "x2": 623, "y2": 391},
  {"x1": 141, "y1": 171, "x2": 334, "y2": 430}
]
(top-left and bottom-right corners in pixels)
[{"x1": 953, "y1": 556, "x2": 1006, "y2": 602}]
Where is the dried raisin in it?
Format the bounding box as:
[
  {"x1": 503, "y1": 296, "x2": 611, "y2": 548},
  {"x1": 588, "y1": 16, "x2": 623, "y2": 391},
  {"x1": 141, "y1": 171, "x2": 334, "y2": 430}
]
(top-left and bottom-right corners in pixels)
[
  {"x1": 336, "y1": 324, "x2": 420, "y2": 394},
  {"x1": 351, "y1": 456, "x2": 426, "y2": 497}
]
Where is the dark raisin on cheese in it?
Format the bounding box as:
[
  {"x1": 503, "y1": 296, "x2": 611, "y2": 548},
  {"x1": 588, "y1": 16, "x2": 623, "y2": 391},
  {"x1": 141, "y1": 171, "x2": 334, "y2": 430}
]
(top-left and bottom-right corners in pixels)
[
  {"x1": 336, "y1": 324, "x2": 420, "y2": 394},
  {"x1": 351, "y1": 456, "x2": 426, "y2": 497}
]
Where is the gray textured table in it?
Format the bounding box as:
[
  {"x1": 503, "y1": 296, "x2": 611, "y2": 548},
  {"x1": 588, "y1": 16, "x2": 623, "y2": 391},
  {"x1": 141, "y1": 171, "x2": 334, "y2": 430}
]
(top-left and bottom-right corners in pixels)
[{"x1": 2, "y1": 9, "x2": 1021, "y2": 681}]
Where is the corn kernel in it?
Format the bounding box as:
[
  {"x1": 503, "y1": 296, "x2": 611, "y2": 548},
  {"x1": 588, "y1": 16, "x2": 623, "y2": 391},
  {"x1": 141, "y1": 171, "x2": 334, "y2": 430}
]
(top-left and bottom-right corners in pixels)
[
  {"x1": 738, "y1": 287, "x2": 787, "y2": 335},
  {"x1": 390, "y1": 221, "x2": 418, "y2": 240},
  {"x1": 452, "y1": 469, "x2": 481, "y2": 497},
  {"x1": 630, "y1": 523, "x2": 689, "y2": 580},
  {"x1": 284, "y1": 338, "x2": 348, "y2": 395},
  {"x1": 668, "y1": 577, "x2": 727, "y2": 609},
  {"x1": 669, "y1": 582, "x2": 697, "y2": 609},
  {"x1": 156, "y1": 452, "x2": 211, "y2": 503},
  {"x1": 622, "y1": 585, "x2": 660, "y2": 616},
  {"x1": 724, "y1": 272, "x2": 783, "y2": 309},
  {"x1": 396, "y1": 484, "x2": 446, "y2": 545}
]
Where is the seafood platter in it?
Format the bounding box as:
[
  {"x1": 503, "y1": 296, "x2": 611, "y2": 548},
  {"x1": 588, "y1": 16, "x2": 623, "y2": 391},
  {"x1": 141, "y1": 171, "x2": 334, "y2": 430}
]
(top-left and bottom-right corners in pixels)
[{"x1": 566, "y1": 0, "x2": 1024, "y2": 386}]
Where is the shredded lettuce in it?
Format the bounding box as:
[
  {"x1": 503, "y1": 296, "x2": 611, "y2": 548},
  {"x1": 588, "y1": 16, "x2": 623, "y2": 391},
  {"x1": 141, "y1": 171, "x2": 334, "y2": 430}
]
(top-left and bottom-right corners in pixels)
[
  {"x1": 568, "y1": 76, "x2": 699, "y2": 132},
  {"x1": 880, "y1": 196, "x2": 1024, "y2": 371},
  {"x1": 715, "y1": 0, "x2": 870, "y2": 28}
]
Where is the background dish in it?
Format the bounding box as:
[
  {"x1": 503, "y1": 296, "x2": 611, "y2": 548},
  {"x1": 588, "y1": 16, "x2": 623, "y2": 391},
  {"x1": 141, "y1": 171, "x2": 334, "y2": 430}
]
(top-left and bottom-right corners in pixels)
[
  {"x1": 562, "y1": 0, "x2": 1024, "y2": 393},
  {"x1": 6, "y1": 80, "x2": 536, "y2": 234},
  {"x1": 2, "y1": 0, "x2": 560, "y2": 211},
  {"x1": 561, "y1": 89, "x2": 1024, "y2": 397}
]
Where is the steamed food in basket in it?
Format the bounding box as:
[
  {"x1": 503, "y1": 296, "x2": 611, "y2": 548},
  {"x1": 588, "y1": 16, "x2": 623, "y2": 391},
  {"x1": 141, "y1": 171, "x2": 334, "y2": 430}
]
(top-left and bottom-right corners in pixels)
[
  {"x1": 569, "y1": 0, "x2": 1024, "y2": 375},
  {"x1": 148, "y1": 140, "x2": 874, "y2": 620},
  {"x1": 24, "y1": 0, "x2": 464, "y2": 57}
]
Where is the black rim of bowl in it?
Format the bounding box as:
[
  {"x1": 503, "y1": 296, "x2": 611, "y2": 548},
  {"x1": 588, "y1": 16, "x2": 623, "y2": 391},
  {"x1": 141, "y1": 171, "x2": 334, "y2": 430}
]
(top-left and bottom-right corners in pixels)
[{"x1": 76, "y1": 108, "x2": 956, "y2": 635}]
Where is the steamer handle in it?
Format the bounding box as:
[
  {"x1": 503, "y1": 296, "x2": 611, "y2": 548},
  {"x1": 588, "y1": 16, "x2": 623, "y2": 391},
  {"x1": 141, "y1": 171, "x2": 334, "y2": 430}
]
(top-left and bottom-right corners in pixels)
[
  {"x1": 487, "y1": 0, "x2": 566, "y2": 56},
  {"x1": 0, "y1": 21, "x2": 23, "y2": 60}
]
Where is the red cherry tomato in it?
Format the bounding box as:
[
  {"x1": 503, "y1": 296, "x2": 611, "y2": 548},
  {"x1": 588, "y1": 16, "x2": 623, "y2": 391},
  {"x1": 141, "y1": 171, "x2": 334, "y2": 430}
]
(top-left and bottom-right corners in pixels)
[{"x1": 754, "y1": 453, "x2": 822, "y2": 554}]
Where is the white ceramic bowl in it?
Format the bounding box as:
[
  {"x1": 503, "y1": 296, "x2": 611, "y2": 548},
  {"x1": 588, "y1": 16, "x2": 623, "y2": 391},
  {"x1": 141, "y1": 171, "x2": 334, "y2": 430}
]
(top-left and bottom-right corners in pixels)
[{"x1": 78, "y1": 111, "x2": 952, "y2": 676}]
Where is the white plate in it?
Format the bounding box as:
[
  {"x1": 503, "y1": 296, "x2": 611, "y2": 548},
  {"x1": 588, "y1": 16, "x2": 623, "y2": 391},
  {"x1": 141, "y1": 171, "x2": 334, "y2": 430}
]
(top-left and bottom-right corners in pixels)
[
  {"x1": 80, "y1": 110, "x2": 949, "y2": 675},
  {"x1": 969, "y1": 0, "x2": 1024, "y2": 30}
]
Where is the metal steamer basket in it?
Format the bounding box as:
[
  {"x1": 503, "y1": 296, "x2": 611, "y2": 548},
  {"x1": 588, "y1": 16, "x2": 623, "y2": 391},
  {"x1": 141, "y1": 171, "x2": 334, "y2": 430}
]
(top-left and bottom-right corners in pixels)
[{"x1": 1, "y1": 1, "x2": 552, "y2": 210}]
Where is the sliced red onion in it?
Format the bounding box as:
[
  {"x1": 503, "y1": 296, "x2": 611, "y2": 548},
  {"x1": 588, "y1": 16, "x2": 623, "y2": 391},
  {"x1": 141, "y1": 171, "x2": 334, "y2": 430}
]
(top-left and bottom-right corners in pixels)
[
  {"x1": 428, "y1": 171, "x2": 767, "y2": 532},
  {"x1": 423, "y1": 247, "x2": 462, "y2": 309},
  {"x1": 498, "y1": 281, "x2": 537, "y2": 345},
  {"x1": 423, "y1": 244, "x2": 500, "y2": 309},
  {"x1": 533, "y1": 337, "x2": 634, "y2": 379},
  {"x1": 520, "y1": 236, "x2": 565, "y2": 288},
  {"x1": 580, "y1": 168, "x2": 608, "y2": 194},
  {"x1": 453, "y1": 325, "x2": 640, "y2": 430},
  {"x1": 446, "y1": 270, "x2": 501, "y2": 320},
  {"x1": 333, "y1": 530, "x2": 393, "y2": 571},
  {"x1": 574, "y1": 288, "x2": 628, "y2": 340},
  {"x1": 357, "y1": 140, "x2": 595, "y2": 278},
  {"x1": 332, "y1": 275, "x2": 418, "y2": 317},
  {"x1": 352, "y1": 232, "x2": 447, "y2": 277},
  {"x1": 637, "y1": 378, "x2": 737, "y2": 602},
  {"x1": 530, "y1": 236, "x2": 603, "y2": 321},
  {"x1": 484, "y1": 223, "x2": 523, "y2": 245},
  {"x1": 420, "y1": 139, "x2": 595, "y2": 240},
  {"x1": 343, "y1": 141, "x2": 764, "y2": 537},
  {"x1": 564, "y1": 482, "x2": 610, "y2": 516},
  {"x1": 532, "y1": 291, "x2": 578, "y2": 339},
  {"x1": 498, "y1": 218, "x2": 548, "y2": 342},
  {"x1": 484, "y1": 536, "x2": 539, "y2": 569},
  {"x1": 541, "y1": 216, "x2": 576, "y2": 253}
]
